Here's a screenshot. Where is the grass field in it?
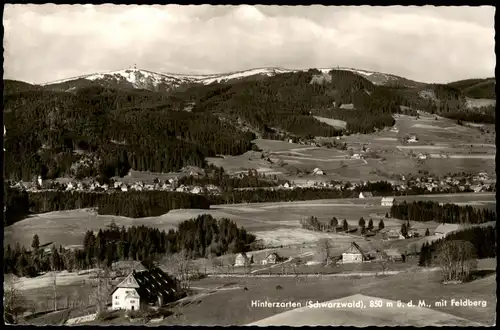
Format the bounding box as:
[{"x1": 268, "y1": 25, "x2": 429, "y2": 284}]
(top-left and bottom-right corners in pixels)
[
  {"x1": 18, "y1": 257, "x2": 496, "y2": 325},
  {"x1": 334, "y1": 112, "x2": 496, "y2": 180},
  {"x1": 154, "y1": 268, "x2": 495, "y2": 326},
  {"x1": 5, "y1": 193, "x2": 495, "y2": 249}
]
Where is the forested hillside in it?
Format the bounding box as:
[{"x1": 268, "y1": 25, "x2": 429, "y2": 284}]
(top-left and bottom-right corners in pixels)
[
  {"x1": 190, "y1": 69, "x2": 408, "y2": 135},
  {"x1": 3, "y1": 85, "x2": 254, "y2": 181},
  {"x1": 447, "y1": 78, "x2": 495, "y2": 99},
  {"x1": 3, "y1": 69, "x2": 494, "y2": 182},
  {"x1": 396, "y1": 83, "x2": 495, "y2": 123}
]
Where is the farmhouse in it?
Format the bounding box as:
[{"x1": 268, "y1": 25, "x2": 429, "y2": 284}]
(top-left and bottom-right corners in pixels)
[
  {"x1": 384, "y1": 249, "x2": 404, "y2": 262},
  {"x1": 382, "y1": 229, "x2": 405, "y2": 240},
  {"x1": 434, "y1": 224, "x2": 461, "y2": 238},
  {"x1": 235, "y1": 252, "x2": 254, "y2": 267},
  {"x1": 341, "y1": 242, "x2": 369, "y2": 263},
  {"x1": 312, "y1": 168, "x2": 324, "y2": 175},
  {"x1": 261, "y1": 252, "x2": 282, "y2": 265},
  {"x1": 407, "y1": 135, "x2": 418, "y2": 143},
  {"x1": 381, "y1": 197, "x2": 395, "y2": 206},
  {"x1": 111, "y1": 268, "x2": 178, "y2": 311},
  {"x1": 359, "y1": 192, "x2": 373, "y2": 199}
]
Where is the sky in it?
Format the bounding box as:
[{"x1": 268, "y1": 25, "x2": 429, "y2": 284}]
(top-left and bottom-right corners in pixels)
[{"x1": 3, "y1": 5, "x2": 496, "y2": 84}]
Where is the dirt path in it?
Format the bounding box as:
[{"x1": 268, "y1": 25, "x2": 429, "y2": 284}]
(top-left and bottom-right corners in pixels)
[{"x1": 207, "y1": 267, "x2": 441, "y2": 278}]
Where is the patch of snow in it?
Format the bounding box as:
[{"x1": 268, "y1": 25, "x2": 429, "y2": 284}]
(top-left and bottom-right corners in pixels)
[{"x1": 39, "y1": 66, "x2": 416, "y2": 90}]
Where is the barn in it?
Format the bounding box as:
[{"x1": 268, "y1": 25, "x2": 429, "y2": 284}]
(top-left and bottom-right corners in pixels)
[
  {"x1": 110, "y1": 267, "x2": 178, "y2": 311},
  {"x1": 235, "y1": 252, "x2": 254, "y2": 267},
  {"x1": 341, "y1": 242, "x2": 369, "y2": 263}
]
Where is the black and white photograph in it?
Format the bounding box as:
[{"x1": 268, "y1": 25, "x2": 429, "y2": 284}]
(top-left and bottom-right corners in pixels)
[{"x1": 2, "y1": 4, "x2": 496, "y2": 326}]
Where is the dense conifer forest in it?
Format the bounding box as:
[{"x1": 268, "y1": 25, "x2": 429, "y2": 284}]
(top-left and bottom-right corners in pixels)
[
  {"x1": 391, "y1": 201, "x2": 496, "y2": 224},
  {"x1": 419, "y1": 226, "x2": 496, "y2": 266}
]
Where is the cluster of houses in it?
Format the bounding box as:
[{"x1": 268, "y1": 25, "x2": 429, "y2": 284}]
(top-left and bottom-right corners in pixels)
[
  {"x1": 11, "y1": 176, "x2": 222, "y2": 195},
  {"x1": 399, "y1": 174, "x2": 494, "y2": 193},
  {"x1": 234, "y1": 252, "x2": 285, "y2": 267}
]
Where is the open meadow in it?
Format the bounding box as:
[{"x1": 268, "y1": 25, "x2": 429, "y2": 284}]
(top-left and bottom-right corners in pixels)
[
  {"x1": 154, "y1": 267, "x2": 495, "y2": 326},
  {"x1": 5, "y1": 193, "x2": 495, "y2": 249},
  {"x1": 326, "y1": 112, "x2": 496, "y2": 180}
]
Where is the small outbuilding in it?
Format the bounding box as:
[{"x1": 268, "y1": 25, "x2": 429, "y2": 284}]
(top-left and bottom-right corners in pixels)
[
  {"x1": 381, "y1": 197, "x2": 395, "y2": 207},
  {"x1": 359, "y1": 192, "x2": 374, "y2": 199}
]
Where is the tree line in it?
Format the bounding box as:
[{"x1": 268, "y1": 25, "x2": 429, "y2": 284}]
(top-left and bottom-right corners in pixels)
[
  {"x1": 419, "y1": 226, "x2": 496, "y2": 276},
  {"x1": 390, "y1": 201, "x2": 496, "y2": 224},
  {"x1": 300, "y1": 215, "x2": 385, "y2": 234},
  {"x1": 5, "y1": 181, "x2": 462, "y2": 226},
  {"x1": 4, "y1": 189, "x2": 211, "y2": 226},
  {"x1": 3, "y1": 214, "x2": 256, "y2": 277}
]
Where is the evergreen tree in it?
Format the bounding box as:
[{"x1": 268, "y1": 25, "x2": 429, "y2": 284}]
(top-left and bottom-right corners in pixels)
[
  {"x1": 425, "y1": 228, "x2": 430, "y2": 236},
  {"x1": 419, "y1": 243, "x2": 428, "y2": 266},
  {"x1": 31, "y1": 234, "x2": 40, "y2": 250},
  {"x1": 378, "y1": 219, "x2": 385, "y2": 230},
  {"x1": 358, "y1": 217, "x2": 365, "y2": 228},
  {"x1": 50, "y1": 245, "x2": 61, "y2": 271},
  {"x1": 401, "y1": 223, "x2": 408, "y2": 238},
  {"x1": 342, "y1": 219, "x2": 349, "y2": 231},
  {"x1": 367, "y1": 219, "x2": 374, "y2": 231},
  {"x1": 330, "y1": 217, "x2": 339, "y2": 230}
]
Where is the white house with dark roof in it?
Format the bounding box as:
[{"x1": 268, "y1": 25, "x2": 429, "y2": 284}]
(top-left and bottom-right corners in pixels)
[
  {"x1": 381, "y1": 197, "x2": 395, "y2": 207},
  {"x1": 341, "y1": 242, "x2": 369, "y2": 263},
  {"x1": 234, "y1": 252, "x2": 254, "y2": 267},
  {"x1": 434, "y1": 223, "x2": 461, "y2": 238},
  {"x1": 111, "y1": 267, "x2": 178, "y2": 311},
  {"x1": 359, "y1": 191, "x2": 373, "y2": 199},
  {"x1": 312, "y1": 168, "x2": 324, "y2": 175},
  {"x1": 261, "y1": 252, "x2": 281, "y2": 265}
]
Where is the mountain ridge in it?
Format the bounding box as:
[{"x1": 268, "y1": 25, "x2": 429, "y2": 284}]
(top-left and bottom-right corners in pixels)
[{"x1": 34, "y1": 66, "x2": 425, "y2": 92}]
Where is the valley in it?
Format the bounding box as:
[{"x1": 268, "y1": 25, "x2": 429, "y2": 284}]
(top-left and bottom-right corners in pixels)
[{"x1": 4, "y1": 44, "x2": 496, "y2": 328}]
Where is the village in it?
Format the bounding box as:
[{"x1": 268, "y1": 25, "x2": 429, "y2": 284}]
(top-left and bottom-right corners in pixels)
[{"x1": 8, "y1": 169, "x2": 494, "y2": 196}]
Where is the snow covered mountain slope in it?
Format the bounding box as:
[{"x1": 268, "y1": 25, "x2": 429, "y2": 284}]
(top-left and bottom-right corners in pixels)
[{"x1": 39, "y1": 66, "x2": 423, "y2": 92}]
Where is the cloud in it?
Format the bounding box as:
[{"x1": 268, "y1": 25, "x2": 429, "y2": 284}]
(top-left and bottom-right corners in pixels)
[{"x1": 3, "y1": 4, "x2": 495, "y2": 84}]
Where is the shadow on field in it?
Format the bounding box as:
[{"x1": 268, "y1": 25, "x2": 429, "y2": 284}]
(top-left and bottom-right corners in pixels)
[{"x1": 470, "y1": 269, "x2": 496, "y2": 281}]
